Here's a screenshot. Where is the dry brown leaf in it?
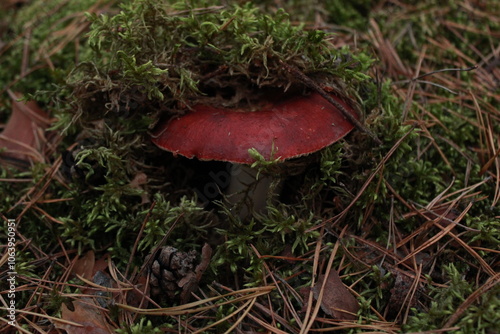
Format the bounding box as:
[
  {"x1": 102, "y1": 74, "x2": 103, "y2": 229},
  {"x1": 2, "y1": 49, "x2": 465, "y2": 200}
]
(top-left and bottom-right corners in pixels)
[
  {"x1": 71, "y1": 251, "x2": 109, "y2": 280},
  {"x1": 312, "y1": 270, "x2": 359, "y2": 320},
  {"x1": 179, "y1": 243, "x2": 212, "y2": 303},
  {"x1": 72, "y1": 251, "x2": 95, "y2": 280},
  {"x1": 0, "y1": 91, "x2": 50, "y2": 165},
  {"x1": 93, "y1": 254, "x2": 110, "y2": 276},
  {"x1": 56, "y1": 298, "x2": 114, "y2": 334}
]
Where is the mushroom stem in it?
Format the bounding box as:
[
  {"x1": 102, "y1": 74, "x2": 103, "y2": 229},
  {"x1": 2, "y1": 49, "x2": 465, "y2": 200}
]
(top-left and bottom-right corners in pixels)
[{"x1": 227, "y1": 164, "x2": 275, "y2": 219}]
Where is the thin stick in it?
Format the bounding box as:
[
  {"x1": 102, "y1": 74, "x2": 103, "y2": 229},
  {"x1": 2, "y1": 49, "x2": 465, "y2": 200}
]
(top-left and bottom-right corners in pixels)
[
  {"x1": 280, "y1": 61, "x2": 382, "y2": 145},
  {"x1": 414, "y1": 65, "x2": 477, "y2": 81},
  {"x1": 393, "y1": 65, "x2": 478, "y2": 85}
]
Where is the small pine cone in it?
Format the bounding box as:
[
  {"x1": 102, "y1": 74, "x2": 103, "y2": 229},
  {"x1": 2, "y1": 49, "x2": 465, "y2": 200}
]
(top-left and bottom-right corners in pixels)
[{"x1": 148, "y1": 246, "x2": 205, "y2": 304}]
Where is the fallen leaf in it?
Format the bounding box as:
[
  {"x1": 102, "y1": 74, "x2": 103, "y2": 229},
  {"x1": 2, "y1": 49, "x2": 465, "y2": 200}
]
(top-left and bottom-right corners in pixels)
[
  {"x1": 0, "y1": 91, "x2": 50, "y2": 165},
  {"x1": 195, "y1": 243, "x2": 213, "y2": 281},
  {"x1": 71, "y1": 251, "x2": 109, "y2": 281},
  {"x1": 55, "y1": 298, "x2": 114, "y2": 334},
  {"x1": 72, "y1": 251, "x2": 95, "y2": 280},
  {"x1": 312, "y1": 270, "x2": 359, "y2": 320},
  {"x1": 386, "y1": 270, "x2": 421, "y2": 320},
  {"x1": 178, "y1": 243, "x2": 212, "y2": 304}
]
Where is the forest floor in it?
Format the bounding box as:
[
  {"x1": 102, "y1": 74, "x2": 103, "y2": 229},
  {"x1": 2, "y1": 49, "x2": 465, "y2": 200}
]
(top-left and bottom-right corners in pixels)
[{"x1": 1, "y1": 1, "x2": 499, "y2": 333}]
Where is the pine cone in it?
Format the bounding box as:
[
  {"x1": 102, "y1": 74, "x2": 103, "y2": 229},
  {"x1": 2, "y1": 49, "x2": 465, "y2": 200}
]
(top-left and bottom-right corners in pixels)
[{"x1": 148, "y1": 244, "x2": 211, "y2": 304}]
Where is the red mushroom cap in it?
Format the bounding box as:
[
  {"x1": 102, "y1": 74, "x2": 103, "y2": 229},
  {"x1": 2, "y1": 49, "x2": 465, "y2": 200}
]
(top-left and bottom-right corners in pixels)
[{"x1": 151, "y1": 92, "x2": 358, "y2": 164}]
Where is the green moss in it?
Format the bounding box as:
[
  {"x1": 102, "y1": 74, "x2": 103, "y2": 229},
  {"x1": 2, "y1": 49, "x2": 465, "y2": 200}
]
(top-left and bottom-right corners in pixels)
[
  {"x1": 0, "y1": 0, "x2": 112, "y2": 101},
  {"x1": 137, "y1": 194, "x2": 214, "y2": 252},
  {"x1": 66, "y1": 0, "x2": 373, "y2": 125},
  {"x1": 324, "y1": 0, "x2": 372, "y2": 29},
  {"x1": 404, "y1": 264, "x2": 500, "y2": 333},
  {"x1": 2, "y1": 0, "x2": 499, "y2": 332},
  {"x1": 116, "y1": 318, "x2": 161, "y2": 334},
  {"x1": 49, "y1": 0, "x2": 376, "y2": 277}
]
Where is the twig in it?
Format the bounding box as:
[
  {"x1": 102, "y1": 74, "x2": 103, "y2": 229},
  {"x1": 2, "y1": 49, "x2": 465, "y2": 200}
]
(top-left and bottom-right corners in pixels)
[
  {"x1": 393, "y1": 65, "x2": 478, "y2": 85},
  {"x1": 414, "y1": 65, "x2": 478, "y2": 80},
  {"x1": 280, "y1": 61, "x2": 382, "y2": 145}
]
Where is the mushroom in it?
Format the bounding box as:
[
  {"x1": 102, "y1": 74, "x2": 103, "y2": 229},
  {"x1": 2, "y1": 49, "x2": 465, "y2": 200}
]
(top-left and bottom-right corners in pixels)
[{"x1": 151, "y1": 91, "x2": 358, "y2": 218}]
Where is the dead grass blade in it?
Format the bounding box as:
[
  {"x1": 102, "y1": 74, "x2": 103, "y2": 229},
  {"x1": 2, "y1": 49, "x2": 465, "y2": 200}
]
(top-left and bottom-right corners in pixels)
[
  {"x1": 397, "y1": 201, "x2": 472, "y2": 265},
  {"x1": 250, "y1": 244, "x2": 303, "y2": 331},
  {"x1": 192, "y1": 297, "x2": 255, "y2": 334},
  {"x1": 299, "y1": 225, "x2": 324, "y2": 332},
  {"x1": 401, "y1": 45, "x2": 426, "y2": 121},
  {"x1": 308, "y1": 319, "x2": 400, "y2": 333},
  {"x1": 0, "y1": 307, "x2": 84, "y2": 328},
  {"x1": 472, "y1": 91, "x2": 500, "y2": 206},
  {"x1": 405, "y1": 328, "x2": 460, "y2": 334},
  {"x1": 244, "y1": 312, "x2": 290, "y2": 334},
  {"x1": 330, "y1": 125, "x2": 416, "y2": 225},
  {"x1": 116, "y1": 286, "x2": 274, "y2": 316},
  {"x1": 367, "y1": 19, "x2": 412, "y2": 78},
  {"x1": 300, "y1": 225, "x2": 350, "y2": 333},
  {"x1": 433, "y1": 223, "x2": 496, "y2": 277}
]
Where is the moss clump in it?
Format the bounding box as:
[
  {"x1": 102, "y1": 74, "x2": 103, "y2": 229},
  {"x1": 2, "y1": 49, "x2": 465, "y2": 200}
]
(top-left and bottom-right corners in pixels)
[
  {"x1": 404, "y1": 264, "x2": 500, "y2": 333},
  {"x1": 0, "y1": 0, "x2": 112, "y2": 104},
  {"x1": 2, "y1": 0, "x2": 499, "y2": 332},
  {"x1": 49, "y1": 0, "x2": 376, "y2": 264},
  {"x1": 65, "y1": 0, "x2": 373, "y2": 129}
]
